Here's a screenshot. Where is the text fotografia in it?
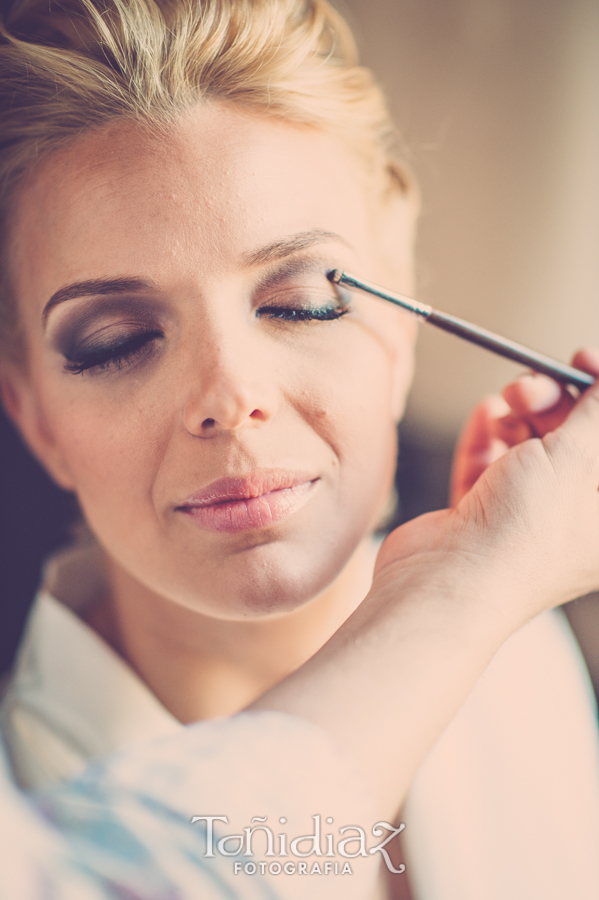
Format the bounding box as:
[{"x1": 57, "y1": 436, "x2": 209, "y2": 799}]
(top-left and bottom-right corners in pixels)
[{"x1": 190, "y1": 814, "x2": 406, "y2": 875}]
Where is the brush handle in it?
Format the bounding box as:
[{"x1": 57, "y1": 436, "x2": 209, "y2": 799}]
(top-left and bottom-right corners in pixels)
[
  {"x1": 427, "y1": 310, "x2": 594, "y2": 391},
  {"x1": 330, "y1": 270, "x2": 594, "y2": 392}
]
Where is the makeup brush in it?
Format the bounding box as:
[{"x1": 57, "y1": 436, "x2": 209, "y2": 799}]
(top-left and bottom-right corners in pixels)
[{"x1": 328, "y1": 270, "x2": 594, "y2": 392}]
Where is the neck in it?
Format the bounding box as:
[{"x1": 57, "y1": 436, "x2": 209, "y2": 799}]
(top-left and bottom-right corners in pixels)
[{"x1": 89, "y1": 537, "x2": 379, "y2": 723}]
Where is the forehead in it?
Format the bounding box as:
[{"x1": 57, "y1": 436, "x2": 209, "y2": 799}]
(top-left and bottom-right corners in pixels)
[{"x1": 9, "y1": 102, "x2": 379, "y2": 310}]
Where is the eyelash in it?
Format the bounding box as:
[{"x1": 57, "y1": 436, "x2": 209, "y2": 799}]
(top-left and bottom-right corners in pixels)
[
  {"x1": 256, "y1": 303, "x2": 349, "y2": 322},
  {"x1": 64, "y1": 300, "x2": 350, "y2": 375}
]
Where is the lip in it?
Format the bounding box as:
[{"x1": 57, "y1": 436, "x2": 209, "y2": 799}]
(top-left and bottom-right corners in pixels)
[{"x1": 176, "y1": 469, "x2": 319, "y2": 533}]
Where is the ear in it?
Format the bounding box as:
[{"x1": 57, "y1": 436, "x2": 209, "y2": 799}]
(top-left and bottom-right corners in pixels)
[{"x1": 0, "y1": 366, "x2": 76, "y2": 491}]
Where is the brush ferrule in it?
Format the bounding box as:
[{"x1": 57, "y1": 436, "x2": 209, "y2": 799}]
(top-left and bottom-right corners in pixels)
[{"x1": 329, "y1": 270, "x2": 432, "y2": 319}]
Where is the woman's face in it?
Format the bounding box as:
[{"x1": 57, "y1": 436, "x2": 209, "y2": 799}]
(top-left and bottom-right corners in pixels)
[{"x1": 4, "y1": 102, "x2": 416, "y2": 619}]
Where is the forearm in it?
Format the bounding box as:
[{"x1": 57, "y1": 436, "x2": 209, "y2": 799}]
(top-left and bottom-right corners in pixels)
[{"x1": 250, "y1": 555, "x2": 519, "y2": 818}]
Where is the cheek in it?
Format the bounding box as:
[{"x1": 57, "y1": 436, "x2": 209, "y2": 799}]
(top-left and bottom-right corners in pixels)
[
  {"x1": 328, "y1": 322, "x2": 412, "y2": 424},
  {"x1": 43, "y1": 385, "x2": 170, "y2": 525},
  {"x1": 298, "y1": 330, "x2": 402, "y2": 478},
  {"x1": 325, "y1": 326, "x2": 412, "y2": 518}
]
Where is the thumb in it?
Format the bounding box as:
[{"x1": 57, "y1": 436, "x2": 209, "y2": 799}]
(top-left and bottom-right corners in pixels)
[
  {"x1": 556, "y1": 381, "x2": 599, "y2": 464},
  {"x1": 552, "y1": 349, "x2": 599, "y2": 461}
]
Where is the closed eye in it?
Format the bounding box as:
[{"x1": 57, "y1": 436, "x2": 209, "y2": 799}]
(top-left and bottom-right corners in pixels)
[{"x1": 64, "y1": 329, "x2": 164, "y2": 375}]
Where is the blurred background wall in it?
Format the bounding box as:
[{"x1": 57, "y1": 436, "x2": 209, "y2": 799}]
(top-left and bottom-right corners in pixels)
[
  {"x1": 1, "y1": 0, "x2": 598, "y2": 672},
  {"x1": 343, "y1": 0, "x2": 599, "y2": 440}
]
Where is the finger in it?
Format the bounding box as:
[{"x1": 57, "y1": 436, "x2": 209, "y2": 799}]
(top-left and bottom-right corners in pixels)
[
  {"x1": 493, "y1": 413, "x2": 533, "y2": 447},
  {"x1": 502, "y1": 373, "x2": 575, "y2": 437},
  {"x1": 550, "y1": 368, "x2": 599, "y2": 468},
  {"x1": 502, "y1": 373, "x2": 564, "y2": 416},
  {"x1": 450, "y1": 395, "x2": 509, "y2": 506},
  {"x1": 571, "y1": 347, "x2": 599, "y2": 378},
  {"x1": 501, "y1": 348, "x2": 599, "y2": 439}
]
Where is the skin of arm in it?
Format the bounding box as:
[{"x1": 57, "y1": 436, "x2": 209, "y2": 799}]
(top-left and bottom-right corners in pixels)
[{"x1": 252, "y1": 349, "x2": 599, "y2": 820}]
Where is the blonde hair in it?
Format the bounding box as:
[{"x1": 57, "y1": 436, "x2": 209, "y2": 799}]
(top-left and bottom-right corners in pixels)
[{"x1": 0, "y1": 0, "x2": 413, "y2": 358}]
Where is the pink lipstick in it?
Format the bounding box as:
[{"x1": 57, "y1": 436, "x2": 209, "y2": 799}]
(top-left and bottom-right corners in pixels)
[{"x1": 177, "y1": 470, "x2": 318, "y2": 533}]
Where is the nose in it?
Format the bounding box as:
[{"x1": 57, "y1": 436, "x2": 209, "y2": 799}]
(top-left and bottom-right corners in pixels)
[{"x1": 182, "y1": 337, "x2": 279, "y2": 437}]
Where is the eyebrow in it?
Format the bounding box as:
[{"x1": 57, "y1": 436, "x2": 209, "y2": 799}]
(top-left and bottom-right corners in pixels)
[
  {"x1": 241, "y1": 230, "x2": 351, "y2": 267},
  {"x1": 42, "y1": 277, "x2": 157, "y2": 328},
  {"x1": 41, "y1": 231, "x2": 350, "y2": 326}
]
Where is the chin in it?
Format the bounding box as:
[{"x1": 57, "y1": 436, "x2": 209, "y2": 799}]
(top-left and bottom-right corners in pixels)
[{"x1": 173, "y1": 533, "x2": 360, "y2": 621}]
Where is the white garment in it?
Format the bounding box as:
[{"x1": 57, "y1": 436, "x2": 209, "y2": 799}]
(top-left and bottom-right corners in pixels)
[
  {"x1": 0, "y1": 542, "x2": 182, "y2": 791},
  {"x1": 2, "y1": 541, "x2": 599, "y2": 900},
  {"x1": 0, "y1": 712, "x2": 380, "y2": 900}
]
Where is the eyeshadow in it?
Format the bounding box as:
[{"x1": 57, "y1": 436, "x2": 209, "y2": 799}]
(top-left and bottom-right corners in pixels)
[
  {"x1": 253, "y1": 256, "x2": 336, "y2": 291},
  {"x1": 252, "y1": 256, "x2": 353, "y2": 310},
  {"x1": 49, "y1": 295, "x2": 171, "y2": 357}
]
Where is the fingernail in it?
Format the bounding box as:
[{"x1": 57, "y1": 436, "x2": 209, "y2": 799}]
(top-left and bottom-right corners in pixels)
[{"x1": 519, "y1": 373, "x2": 562, "y2": 413}]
